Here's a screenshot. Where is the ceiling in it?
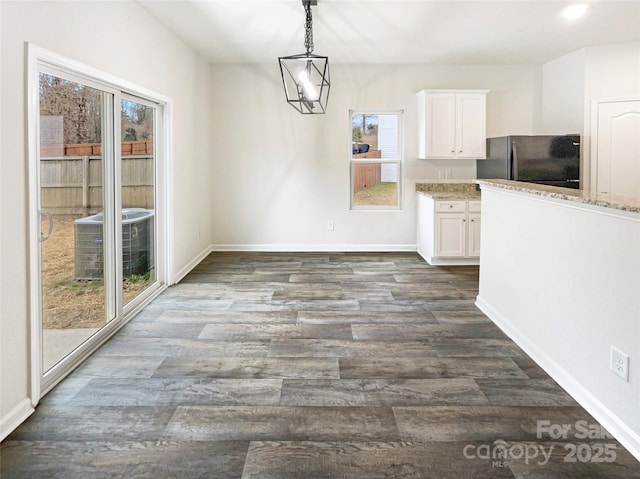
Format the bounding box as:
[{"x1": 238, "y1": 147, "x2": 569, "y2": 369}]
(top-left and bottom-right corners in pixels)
[{"x1": 137, "y1": 0, "x2": 640, "y2": 65}]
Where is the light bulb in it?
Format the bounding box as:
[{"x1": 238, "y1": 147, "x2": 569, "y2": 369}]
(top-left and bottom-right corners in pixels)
[
  {"x1": 562, "y1": 4, "x2": 588, "y2": 20},
  {"x1": 297, "y1": 69, "x2": 317, "y2": 101}
]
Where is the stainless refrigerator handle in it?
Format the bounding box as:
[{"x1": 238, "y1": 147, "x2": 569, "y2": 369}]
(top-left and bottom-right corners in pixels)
[{"x1": 511, "y1": 141, "x2": 519, "y2": 181}]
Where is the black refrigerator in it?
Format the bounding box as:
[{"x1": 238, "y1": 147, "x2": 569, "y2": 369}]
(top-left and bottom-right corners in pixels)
[{"x1": 476, "y1": 135, "x2": 581, "y2": 189}]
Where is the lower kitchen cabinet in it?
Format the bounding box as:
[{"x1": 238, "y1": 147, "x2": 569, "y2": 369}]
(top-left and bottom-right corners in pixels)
[
  {"x1": 417, "y1": 194, "x2": 481, "y2": 265},
  {"x1": 467, "y1": 202, "x2": 482, "y2": 257}
]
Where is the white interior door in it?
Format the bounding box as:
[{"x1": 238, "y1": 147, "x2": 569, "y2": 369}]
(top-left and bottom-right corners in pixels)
[{"x1": 592, "y1": 99, "x2": 640, "y2": 196}]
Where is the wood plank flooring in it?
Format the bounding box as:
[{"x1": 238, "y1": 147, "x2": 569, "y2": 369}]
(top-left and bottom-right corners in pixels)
[{"x1": 2, "y1": 252, "x2": 639, "y2": 478}]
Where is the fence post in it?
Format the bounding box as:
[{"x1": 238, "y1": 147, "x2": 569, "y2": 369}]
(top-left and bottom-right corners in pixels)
[{"x1": 82, "y1": 155, "x2": 89, "y2": 213}]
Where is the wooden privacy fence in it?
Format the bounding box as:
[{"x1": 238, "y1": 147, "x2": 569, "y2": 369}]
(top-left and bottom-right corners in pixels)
[
  {"x1": 40, "y1": 155, "x2": 154, "y2": 215},
  {"x1": 40, "y1": 140, "x2": 153, "y2": 157},
  {"x1": 39, "y1": 141, "x2": 154, "y2": 215},
  {"x1": 353, "y1": 163, "x2": 381, "y2": 194}
]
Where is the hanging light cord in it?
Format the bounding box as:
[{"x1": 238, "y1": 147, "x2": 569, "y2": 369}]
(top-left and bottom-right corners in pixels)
[{"x1": 304, "y1": 2, "x2": 314, "y2": 54}]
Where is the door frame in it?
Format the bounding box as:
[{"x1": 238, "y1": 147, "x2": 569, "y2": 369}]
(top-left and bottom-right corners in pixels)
[{"x1": 27, "y1": 44, "x2": 174, "y2": 403}]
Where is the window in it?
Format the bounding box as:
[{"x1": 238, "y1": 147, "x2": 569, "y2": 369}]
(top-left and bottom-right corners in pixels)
[{"x1": 350, "y1": 111, "x2": 402, "y2": 209}]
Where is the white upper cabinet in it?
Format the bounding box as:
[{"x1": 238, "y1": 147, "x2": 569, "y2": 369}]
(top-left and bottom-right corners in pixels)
[
  {"x1": 455, "y1": 94, "x2": 487, "y2": 159},
  {"x1": 419, "y1": 93, "x2": 455, "y2": 159},
  {"x1": 417, "y1": 90, "x2": 488, "y2": 160}
]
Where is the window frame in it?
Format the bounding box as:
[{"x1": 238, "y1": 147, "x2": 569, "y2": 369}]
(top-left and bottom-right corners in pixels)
[{"x1": 349, "y1": 109, "x2": 403, "y2": 211}]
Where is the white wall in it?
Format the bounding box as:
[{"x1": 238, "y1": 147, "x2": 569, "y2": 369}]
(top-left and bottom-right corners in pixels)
[
  {"x1": 210, "y1": 63, "x2": 541, "y2": 249},
  {"x1": 584, "y1": 42, "x2": 640, "y2": 100},
  {"x1": 541, "y1": 49, "x2": 586, "y2": 135},
  {"x1": 477, "y1": 185, "x2": 640, "y2": 460},
  {"x1": 0, "y1": 0, "x2": 213, "y2": 438}
]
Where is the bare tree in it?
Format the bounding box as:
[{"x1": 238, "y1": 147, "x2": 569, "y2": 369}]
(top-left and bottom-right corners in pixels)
[{"x1": 39, "y1": 73, "x2": 102, "y2": 145}]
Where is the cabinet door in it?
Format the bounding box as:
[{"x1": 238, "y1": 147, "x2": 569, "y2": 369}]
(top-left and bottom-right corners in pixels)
[
  {"x1": 435, "y1": 213, "x2": 466, "y2": 257},
  {"x1": 467, "y1": 212, "x2": 481, "y2": 257},
  {"x1": 425, "y1": 94, "x2": 456, "y2": 158},
  {"x1": 455, "y1": 94, "x2": 487, "y2": 159}
]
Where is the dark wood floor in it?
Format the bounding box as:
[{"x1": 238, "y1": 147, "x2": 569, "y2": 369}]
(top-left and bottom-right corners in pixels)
[{"x1": 2, "y1": 252, "x2": 639, "y2": 478}]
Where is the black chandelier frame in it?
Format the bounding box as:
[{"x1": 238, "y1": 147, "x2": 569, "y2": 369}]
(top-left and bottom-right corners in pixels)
[{"x1": 278, "y1": 0, "x2": 330, "y2": 114}]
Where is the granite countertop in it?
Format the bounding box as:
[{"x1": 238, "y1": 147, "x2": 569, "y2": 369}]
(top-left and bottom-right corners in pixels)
[
  {"x1": 415, "y1": 182, "x2": 481, "y2": 200},
  {"x1": 476, "y1": 179, "x2": 640, "y2": 214}
]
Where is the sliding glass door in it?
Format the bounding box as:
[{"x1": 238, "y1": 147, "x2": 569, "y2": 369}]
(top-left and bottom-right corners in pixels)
[
  {"x1": 39, "y1": 73, "x2": 114, "y2": 373},
  {"x1": 31, "y1": 50, "x2": 168, "y2": 394},
  {"x1": 120, "y1": 97, "x2": 157, "y2": 310}
]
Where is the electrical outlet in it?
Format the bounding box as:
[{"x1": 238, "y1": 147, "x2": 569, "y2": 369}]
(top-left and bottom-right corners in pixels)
[
  {"x1": 445, "y1": 169, "x2": 452, "y2": 179},
  {"x1": 327, "y1": 220, "x2": 335, "y2": 231},
  {"x1": 438, "y1": 169, "x2": 445, "y2": 179},
  {"x1": 611, "y1": 346, "x2": 629, "y2": 381}
]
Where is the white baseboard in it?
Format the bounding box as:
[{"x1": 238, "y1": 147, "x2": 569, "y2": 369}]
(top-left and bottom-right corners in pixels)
[
  {"x1": 1, "y1": 398, "x2": 34, "y2": 441},
  {"x1": 172, "y1": 244, "x2": 214, "y2": 284},
  {"x1": 476, "y1": 295, "x2": 640, "y2": 463},
  {"x1": 420, "y1": 255, "x2": 479, "y2": 266},
  {"x1": 209, "y1": 244, "x2": 417, "y2": 253}
]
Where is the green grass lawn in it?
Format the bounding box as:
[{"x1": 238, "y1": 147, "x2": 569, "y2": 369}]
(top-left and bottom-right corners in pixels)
[{"x1": 353, "y1": 182, "x2": 398, "y2": 206}]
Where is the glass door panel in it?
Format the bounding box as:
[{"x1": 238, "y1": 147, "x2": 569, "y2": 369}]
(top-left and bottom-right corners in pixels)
[
  {"x1": 39, "y1": 73, "x2": 114, "y2": 372},
  {"x1": 120, "y1": 98, "x2": 157, "y2": 308}
]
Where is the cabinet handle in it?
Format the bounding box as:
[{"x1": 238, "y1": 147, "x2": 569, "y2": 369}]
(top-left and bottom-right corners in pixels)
[{"x1": 462, "y1": 219, "x2": 466, "y2": 222}]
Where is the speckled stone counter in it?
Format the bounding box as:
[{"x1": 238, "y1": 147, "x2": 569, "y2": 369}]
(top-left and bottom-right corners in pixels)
[
  {"x1": 475, "y1": 179, "x2": 640, "y2": 214},
  {"x1": 415, "y1": 182, "x2": 481, "y2": 200}
]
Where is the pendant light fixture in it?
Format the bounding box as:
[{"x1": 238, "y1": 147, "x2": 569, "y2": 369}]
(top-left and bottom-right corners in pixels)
[{"x1": 278, "y1": 0, "x2": 330, "y2": 114}]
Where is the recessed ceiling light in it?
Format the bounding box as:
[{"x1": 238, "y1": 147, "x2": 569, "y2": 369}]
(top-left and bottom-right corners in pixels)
[{"x1": 562, "y1": 4, "x2": 589, "y2": 20}]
